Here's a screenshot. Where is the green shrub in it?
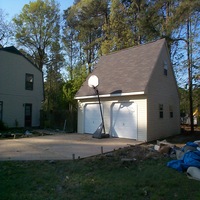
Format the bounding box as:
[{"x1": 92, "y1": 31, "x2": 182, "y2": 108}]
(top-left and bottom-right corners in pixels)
[{"x1": 0, "y1": 120, "x2": 7, "y2": 131}]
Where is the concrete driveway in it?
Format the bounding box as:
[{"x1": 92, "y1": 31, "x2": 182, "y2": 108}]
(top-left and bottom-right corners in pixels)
[{"x1": 0, "y1": 133, "x2": 143, "y2": 161}]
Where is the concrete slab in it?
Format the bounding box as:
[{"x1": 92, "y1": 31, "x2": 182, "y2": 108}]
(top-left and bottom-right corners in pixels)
[{"x1": 0, "y1": 133, "x2": 143, "y2": 161}]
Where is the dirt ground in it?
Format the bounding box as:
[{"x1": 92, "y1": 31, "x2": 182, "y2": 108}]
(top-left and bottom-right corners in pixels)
[
  {"x1": 100, "y1": 125, "x2": 200, "y2": 162},
  {"x1": 166, "y1": 125, "x2": 200, "y2": 144}
]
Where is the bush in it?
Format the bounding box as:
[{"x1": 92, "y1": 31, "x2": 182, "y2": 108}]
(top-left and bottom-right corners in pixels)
[{"x1": 0, "y1": 120, "x2": 7, "y2": 131}]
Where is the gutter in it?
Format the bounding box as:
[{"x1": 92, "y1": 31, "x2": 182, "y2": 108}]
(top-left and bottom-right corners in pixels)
[{"x1": 74, "y1": 91, "x2": 145, "y2": 100}]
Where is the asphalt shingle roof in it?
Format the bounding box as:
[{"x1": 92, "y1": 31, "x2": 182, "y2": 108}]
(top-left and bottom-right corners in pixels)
[{"x1": 75, "y1": 38, "x2": 166, "y2": 98}]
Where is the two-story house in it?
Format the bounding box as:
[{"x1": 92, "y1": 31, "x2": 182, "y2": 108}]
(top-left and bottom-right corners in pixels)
[{"x1": 0, "y1": 46, "x2": 44, "y2": 128}]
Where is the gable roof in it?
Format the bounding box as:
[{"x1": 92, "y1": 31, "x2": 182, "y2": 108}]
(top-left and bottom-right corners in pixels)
[
  {"x1": 75, "y1": 38, "x2": 166, "y2": 99},
  {"x1": 0, "y1": 46, "x2": 42, "y2": 72}
]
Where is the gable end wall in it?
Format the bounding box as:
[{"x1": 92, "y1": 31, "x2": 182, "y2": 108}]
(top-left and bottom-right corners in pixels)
[
  {"x1": 0, "y1": 51, "x2": 43, "y2": 127},
  {"x1": 146, "y1": 43, "x2": 180, "y2": 141}
]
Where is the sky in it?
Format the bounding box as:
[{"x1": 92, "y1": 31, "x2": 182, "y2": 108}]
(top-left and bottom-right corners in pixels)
[{"x1": 0, "y1": 0, "x2": 74, "y2": 19}]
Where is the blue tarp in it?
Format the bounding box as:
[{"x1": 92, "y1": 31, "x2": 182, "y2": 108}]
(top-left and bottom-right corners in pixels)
[
  {"x1": 185, "y1": 142, "x2": 198, "y2": 148},
  {"x1": 167, "y1": 150, "x2": 200, "y2": 172}
]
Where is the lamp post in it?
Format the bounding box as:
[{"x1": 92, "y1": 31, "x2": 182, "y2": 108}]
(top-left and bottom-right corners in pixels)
[{"x1": 88, "y1": 75, "x2": 106, "y2": 136}]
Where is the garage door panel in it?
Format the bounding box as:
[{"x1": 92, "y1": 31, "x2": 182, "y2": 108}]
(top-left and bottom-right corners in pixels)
[
  {"x1": 111, "y1": 102, "x2": 137, "y2": 139},
  {"x1": 84, "y1": 104, "x2": 102, "y2": 134}
]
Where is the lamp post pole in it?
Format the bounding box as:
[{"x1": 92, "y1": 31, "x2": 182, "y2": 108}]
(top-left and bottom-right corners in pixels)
[
  {"x1": 88, "y1": 75, "x2": 106, "y2": 136},
  {"x1": 93, "y1": 86, "x2": 106, "y2": 134}
]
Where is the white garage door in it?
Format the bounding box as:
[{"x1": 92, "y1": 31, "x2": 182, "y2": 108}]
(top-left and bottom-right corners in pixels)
[
  {"x1": 111, "y1": 102, "x2": 137, "y2": 139},
  {"x1": 84, "y1": 104, "x2": 102, "y2": 134}
]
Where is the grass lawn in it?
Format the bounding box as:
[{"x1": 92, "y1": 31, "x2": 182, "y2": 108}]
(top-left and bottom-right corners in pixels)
[{"x1": 1, "y1": 155, "x2": 200, "y2": 200}]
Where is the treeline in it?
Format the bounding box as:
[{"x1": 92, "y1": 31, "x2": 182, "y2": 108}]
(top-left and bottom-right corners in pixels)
[{"x1": 0, "y1": 0, "x2": 200, "y2": 119}]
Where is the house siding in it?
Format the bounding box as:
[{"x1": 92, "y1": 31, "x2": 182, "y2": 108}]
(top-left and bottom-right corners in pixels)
[
  {"x1": 146, "y1": 43, "x2": 180, "y2": 141},
  {"x1": 77, "y1": 95, "x2": 148, "y2": 141},
  {"x1": 0, "y1": 50, "x2": 43, "y2": 127}
]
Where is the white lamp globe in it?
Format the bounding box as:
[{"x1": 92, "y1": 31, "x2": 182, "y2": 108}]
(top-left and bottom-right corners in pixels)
[{"x1": 88, "y1": 75, "x2": 99, "y2": 88}]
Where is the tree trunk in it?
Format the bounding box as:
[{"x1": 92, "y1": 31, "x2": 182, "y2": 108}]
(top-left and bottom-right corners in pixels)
[{"x1": 187, "y1": 19, "x2": 194, "y2": 133}]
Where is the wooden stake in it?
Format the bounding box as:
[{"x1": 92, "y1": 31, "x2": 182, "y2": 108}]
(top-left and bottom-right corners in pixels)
[{"x1": 101, "y1": 146, "x2": 103, "y2": 154}]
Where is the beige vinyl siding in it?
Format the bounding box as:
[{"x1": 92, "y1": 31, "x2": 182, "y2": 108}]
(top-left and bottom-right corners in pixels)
[
  {"x1": 77, "y1": 95, "x2": 147, "y2": 141},
  {"x1": 136, "y1": 98, "x2": 147, "y2": 141},
  {"x1": 0, "y1": 97, "x2": 24, "y2": 127},
  {"x1": 146, "y1": 43, "x2": 180, "y2": 141},
  {"x1": 0, "y1": 50, "x2": 43, "y2": 127},
  {"x1": 0, "y1": 95, "x2": 42, "y2": 127},
  {"x1": 77, "y1": 100, "x2": 84, "y2": 133},
  {"x1": 0, "y1": 51, "x2": 43, "y2": 96}
]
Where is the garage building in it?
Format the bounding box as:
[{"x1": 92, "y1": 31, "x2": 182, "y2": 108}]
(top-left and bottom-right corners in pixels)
[{"x1": 75, "y1": 39, "x2": 180, "y2": 142}]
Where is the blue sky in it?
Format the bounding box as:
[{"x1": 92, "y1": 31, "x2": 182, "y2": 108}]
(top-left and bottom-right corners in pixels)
[{"x1": 0, "y1": 0, "x2": 74, "y2": 19}]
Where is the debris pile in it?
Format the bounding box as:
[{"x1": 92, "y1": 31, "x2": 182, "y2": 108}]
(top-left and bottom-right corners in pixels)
[
  {"x1": 103, "y1": 144, "x2": 164, "y2": 165},
  {"x1": 154, "y1": 139, "x2": 175, "y2": 155},
  {"x1": 151, "y1": 139, "x2": 200, "y2": 181},
  {"x1": 165, "y1": 140, "x2": 200, "y2": 181}
]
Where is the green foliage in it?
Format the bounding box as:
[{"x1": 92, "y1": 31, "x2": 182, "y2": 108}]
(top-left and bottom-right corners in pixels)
[
  {"x1": 179, "y1": 87, "x2": 189, "y2": 115},
  {"x1": 42, "y1": 38, "x2": 65, "y2": 111},
  {"x1": 63, "y1": 64, "x2": 88, "y2": 109},
  {"x1": 63, "y1": 0, "x2": 109, "y2": 72},
  {"x1": 13, "y1": 0, "x2": 60, "y2": 70},
  {"x1": 43, "y1": 74, "x2": 65, "y2": 111},
  {"x1": 179, "y1": 87, "x2": 200, "y2": 115},
  {"x1": 0, "y1": 120, "x2": 7, "y2": 131},
  {"x1": 172, "y1": 0, "x2": 200, "y2": 26},
  {"x1": 101, "y1": 0, "x2": 135, "y2": 54}
]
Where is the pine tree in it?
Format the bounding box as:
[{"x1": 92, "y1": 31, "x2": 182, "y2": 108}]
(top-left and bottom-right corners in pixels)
[
  {"x1": 63, "y1": 0, "x2": 109, "y2": 73},
  {"x1": 101, "y1": 0, "x2": 134, "y2": 54}
]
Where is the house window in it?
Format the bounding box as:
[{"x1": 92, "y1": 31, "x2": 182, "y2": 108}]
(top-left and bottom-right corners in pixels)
[
  {"x1": 159, "y1": 104, "x2": 164, "y2": 118},
  {"x1": 163, "y1": 61, "x2": 168, "y2": 76},
  {"x1": 0, "y1": 101, "x2": 3, "y2": 121},
  {"x1": 25, "y1": 73, "x2": 34, "y2": 90},
  {"x1": 169, "y1": 105, "x2": 173, "y2": 118}
]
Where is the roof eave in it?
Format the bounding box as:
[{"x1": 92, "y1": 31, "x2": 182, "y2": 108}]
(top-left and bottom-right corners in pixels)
[{"x1": 74, "y1": 91, "x2": 145, "y2": 100}]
